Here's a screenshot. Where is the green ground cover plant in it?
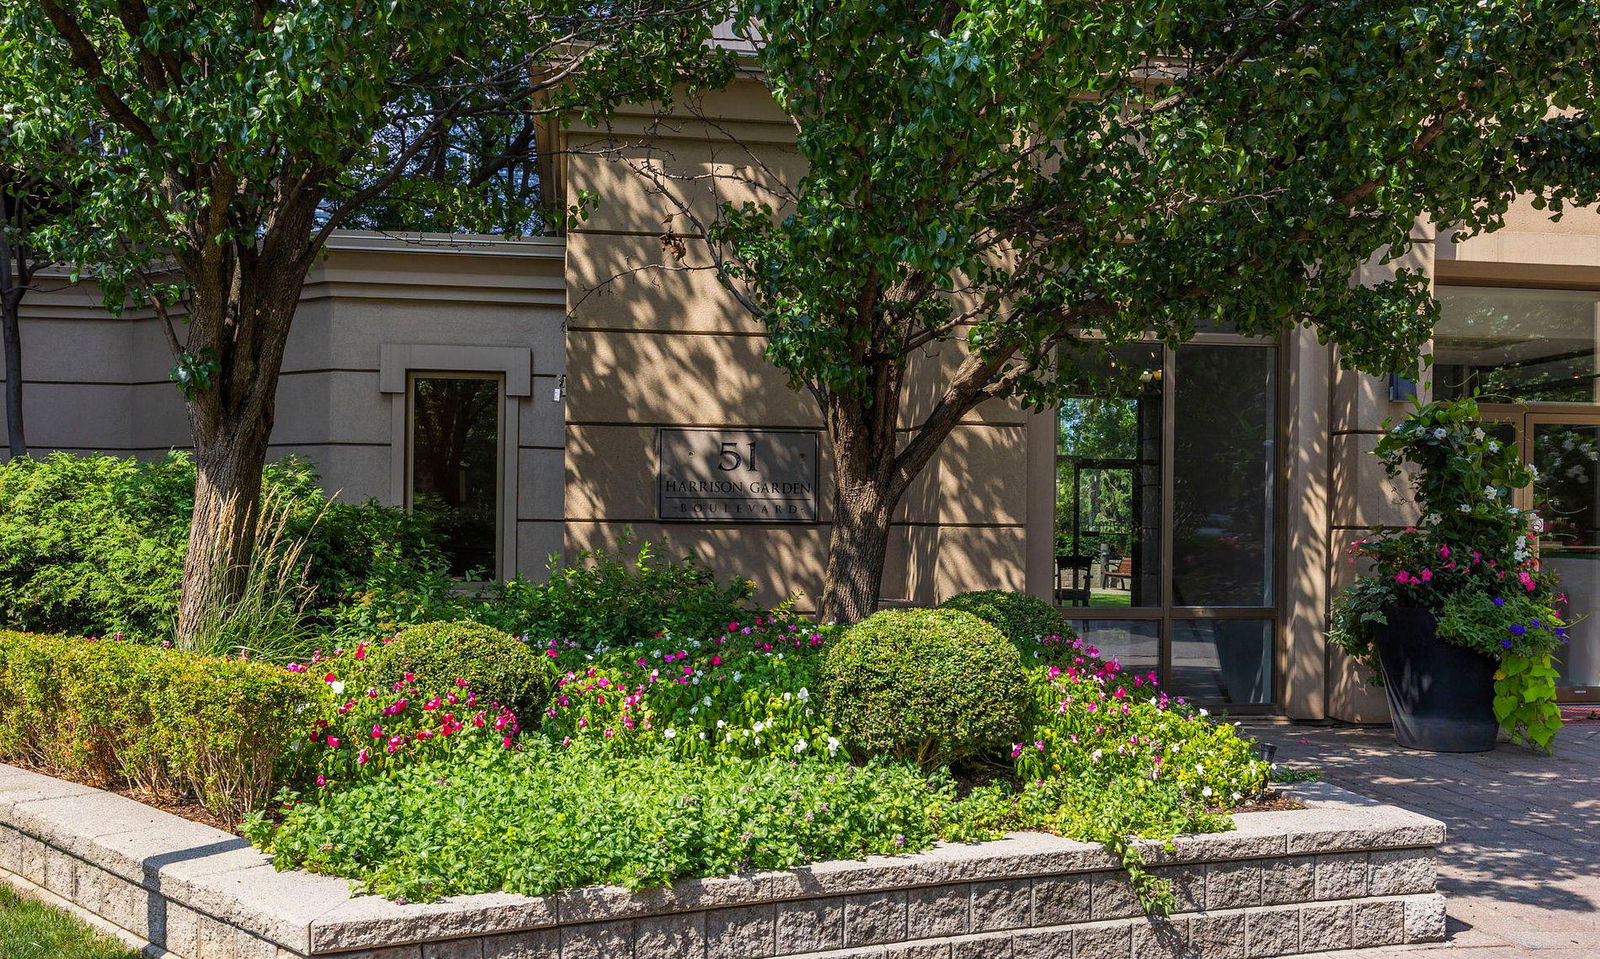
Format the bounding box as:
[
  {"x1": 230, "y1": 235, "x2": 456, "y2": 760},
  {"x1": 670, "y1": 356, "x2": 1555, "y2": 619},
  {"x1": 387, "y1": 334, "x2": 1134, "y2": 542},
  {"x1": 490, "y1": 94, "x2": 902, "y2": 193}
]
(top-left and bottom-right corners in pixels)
[
  {"x1": 251, "y1": 613, "x2": 1269, "y2": 911},
  {"x1": 0, "y1": 886, "x2": 139, "y2": 959}
]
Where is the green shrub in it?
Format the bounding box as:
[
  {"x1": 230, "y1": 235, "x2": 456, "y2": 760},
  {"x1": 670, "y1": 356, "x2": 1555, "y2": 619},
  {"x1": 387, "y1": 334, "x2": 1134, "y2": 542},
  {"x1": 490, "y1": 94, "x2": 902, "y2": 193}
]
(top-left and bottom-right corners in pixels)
[
  {"x1": 939, "y1": 590, "x2": 1079, "y2": 665},
  {"x1": 351, "y1": 620, "x2": 557, "y2": 716},
  {"x1": 0, "y1": 631, "x2": 325, "y2": 825},
  {"x1": 249, "y1": 737, "x2": 968, "y2": 902},
  {"x1": 0, "y1": 452, "x2": 446, "y2": 640},
  {"x1": 823, "y1": 608, "x2": 1025, "y2": 766}
]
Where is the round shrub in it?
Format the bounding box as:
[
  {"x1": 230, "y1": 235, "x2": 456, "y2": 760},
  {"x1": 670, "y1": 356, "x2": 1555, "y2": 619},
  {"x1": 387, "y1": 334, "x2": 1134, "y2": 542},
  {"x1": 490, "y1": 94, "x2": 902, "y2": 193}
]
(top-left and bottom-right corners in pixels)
[
  {"x1": 823, "y1": 608, "x2": 1025, "y2": 767},
  {"x1": 359, "y1": 620, "x2": 557, "y2": 717},
  {"x1": 939, "y1": 590, "x2": 1079, "y2": 666}
]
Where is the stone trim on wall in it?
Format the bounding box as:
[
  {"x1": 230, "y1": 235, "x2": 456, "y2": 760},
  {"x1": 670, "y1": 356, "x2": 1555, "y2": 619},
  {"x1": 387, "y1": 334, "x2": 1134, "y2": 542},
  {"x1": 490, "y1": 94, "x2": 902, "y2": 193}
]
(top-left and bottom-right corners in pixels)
[{"x1": 0, "y1": 765, "x2": 1446, "y2": 959}]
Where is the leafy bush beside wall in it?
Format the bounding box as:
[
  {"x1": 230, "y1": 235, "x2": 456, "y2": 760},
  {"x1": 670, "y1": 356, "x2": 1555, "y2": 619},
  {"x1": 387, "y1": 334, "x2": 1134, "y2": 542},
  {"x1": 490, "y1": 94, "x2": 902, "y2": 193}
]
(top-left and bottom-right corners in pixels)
[
  {"x1": 0, "y1": 631, "x2": 325, "y2": 825},
  {"x1": 0, "y1": 452, "x2": 447, "y2": 639}
]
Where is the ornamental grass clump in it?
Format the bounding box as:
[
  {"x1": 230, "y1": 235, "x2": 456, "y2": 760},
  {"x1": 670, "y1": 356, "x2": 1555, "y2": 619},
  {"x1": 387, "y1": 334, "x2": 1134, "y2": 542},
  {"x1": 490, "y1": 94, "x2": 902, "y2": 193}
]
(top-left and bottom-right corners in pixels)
[
  {"x1": 939, "y1": 589, "x2": 1080, "y2": 665},
  {"x1": 1330, "y1": 397, "x2": 1570, "y2": 749},
  {"x1": 823, "y1": 608, "x2": 1025, "y2": 767}
]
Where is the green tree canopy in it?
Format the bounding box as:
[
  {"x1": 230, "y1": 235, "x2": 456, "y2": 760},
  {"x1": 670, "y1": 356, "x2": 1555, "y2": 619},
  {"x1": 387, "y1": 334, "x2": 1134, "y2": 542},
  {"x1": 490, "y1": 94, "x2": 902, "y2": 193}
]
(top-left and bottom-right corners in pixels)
[
  {"x1": 665, "y1": 0, "x2": 1600, "y2": 618},
  {"x1": 0, "y1": 0, "x2": 730, "y2": 642}
]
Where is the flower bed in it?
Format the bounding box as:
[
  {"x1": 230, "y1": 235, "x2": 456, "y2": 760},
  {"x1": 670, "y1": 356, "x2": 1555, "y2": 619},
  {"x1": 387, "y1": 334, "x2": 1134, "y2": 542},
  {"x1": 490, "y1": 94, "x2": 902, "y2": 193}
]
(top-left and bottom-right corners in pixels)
[{"x1": 0, "y1": 761, "x2": 1447, "y2": 959}]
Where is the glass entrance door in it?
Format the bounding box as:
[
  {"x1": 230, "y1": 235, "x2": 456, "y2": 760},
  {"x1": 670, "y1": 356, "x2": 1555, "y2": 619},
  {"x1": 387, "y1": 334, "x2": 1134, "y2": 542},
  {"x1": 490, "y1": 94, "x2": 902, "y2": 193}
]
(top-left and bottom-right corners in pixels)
[
  {"x1": 1480, "y1": 407, "x2": 1600, "y2": 703},
  {"x1": 1529, "y1": 415, "x2": 1600, "y2": 703},
  {"x1": 1055, "y1": 338, "x2": 1280, "y2": 709}
]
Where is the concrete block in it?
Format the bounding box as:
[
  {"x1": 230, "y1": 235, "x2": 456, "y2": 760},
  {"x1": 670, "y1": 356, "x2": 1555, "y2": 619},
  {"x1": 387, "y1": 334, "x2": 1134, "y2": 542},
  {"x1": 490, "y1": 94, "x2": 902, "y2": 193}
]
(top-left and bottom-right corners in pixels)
[
  {"x1": 1243, "y1": 907, "x2": 1299, "y2": 958},
  {"x1": 1188, "y1": 912, "x2": 1245, "y2": 959},
  {"x1": 1367, "y1": 849, "x2": 1436, "y2": 896},
  {"x1": 706, "y1": 904, "x2": 775, "y2": 959},
  {"x1": 1403, "y1": 894, "x2": 1447, "y2": 943},
  {"x1": 776, "y1": 897, "x2": 842, "y2": 953},
  {"x1": 559, "y1": 919, "x2": 634, "y2": 959},
  {"x1": 1298, "y1": 903, "x2": 1352, "y2": 954},
  {"x1": 1088, "y1": 874, "x2": 1140, "y2": 921},
  {"x1": 1029, "y1": 875, "x2": 1089, "y2": 926},
  {"x1": 481, "y1": 928, "x2": 560, "y2": 959},
  {"x1": 424, "y1": 938, "x2": 487, "y2": 959},
  {"x1": 1258, "y1": 858, "x2": 1315, "y2": 907},
  {"x1": 1130, "y1": 916, "x2": 1190, "y2": 959},
  {"x1": 1352, "y1": 898, "x2": 1406, "y2": 948},
  {"x1": 636, "y1": 910, "x2": 707, "y2": 959},
  {"x1": 844, "y1": 891, "x2": 907, "y2": 946},
  {"x1": 1312, "y1": 853, "x2": 1368, "y2": 900},
  {"x1": 970, "y1": 880, "x2": 1030, "y2": 932},
  {"x1": 1072, "y1": 919, "x2": 1132, "y2": 959},
  {"x1": 1205, "y1": 862, "x2": 1262, "y2": 911},
  {"x1": 907, "y1": 884, "x2": 970, "y2": 938}
]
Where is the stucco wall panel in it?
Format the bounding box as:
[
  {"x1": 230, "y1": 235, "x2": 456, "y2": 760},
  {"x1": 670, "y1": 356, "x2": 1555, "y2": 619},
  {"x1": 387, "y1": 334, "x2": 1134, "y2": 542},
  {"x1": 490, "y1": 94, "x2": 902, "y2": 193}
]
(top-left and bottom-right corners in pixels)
[
  {"x1": 567, "y1": 520, "x2": 828, "y2": 609},
  {"x1": 270, "y1": 371, "x2": 390, "y2": 447},
  {"x1": 567, "y1": 135, "x2": 803, "y2": 236},
  {"x1": 567, "y1": 233, "x2": 761, "y2": 334},
  {"x1": 517, "y1": 448, "x2": 566, "y2": 522},
  {"x1": 933, "y1": 525, "x2": 1028, "y2": 601},
  {"x1": 566, "y1": 329, "x2": 816, "y2": 428},
  {"x1": 1330, "y1": 433, "x2": 1418, "y2": 530}
]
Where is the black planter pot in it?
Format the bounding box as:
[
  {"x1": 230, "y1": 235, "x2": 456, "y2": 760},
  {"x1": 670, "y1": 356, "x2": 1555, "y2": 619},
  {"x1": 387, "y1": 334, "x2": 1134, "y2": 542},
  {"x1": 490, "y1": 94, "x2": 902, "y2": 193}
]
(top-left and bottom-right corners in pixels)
[{"x1": 1372, "y1": 606, "x2": 1500, "y2": 753}]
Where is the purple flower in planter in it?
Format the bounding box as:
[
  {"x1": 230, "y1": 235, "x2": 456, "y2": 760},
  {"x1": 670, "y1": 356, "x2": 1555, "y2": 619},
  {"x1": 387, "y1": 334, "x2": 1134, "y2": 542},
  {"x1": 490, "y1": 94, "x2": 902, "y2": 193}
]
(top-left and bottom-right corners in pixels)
[
  {"x1": 1502, "y1": 639, "x2": 1514, "y2": 649},
  {"x1": 1508, "y1": 624, "x2": 1526, "y2": 636},
  {"x1": 1492, "y1": 597, "x2": 1505, "y2": 607}
]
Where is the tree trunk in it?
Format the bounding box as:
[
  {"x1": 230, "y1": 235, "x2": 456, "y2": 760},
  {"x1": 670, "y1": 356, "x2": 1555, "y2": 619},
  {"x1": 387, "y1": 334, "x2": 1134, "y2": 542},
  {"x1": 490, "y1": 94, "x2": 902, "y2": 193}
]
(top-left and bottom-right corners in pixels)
[
  {"x1": 176, "y1": 422, "x2": 271, "y2": 644},
  {"x1": 818, "y1": 368, "x2": 904, "y2": 623},
  {"x1": 171, "y1": 234, "x2": 311, "y2": 648},
  {"x1": 821, "y1": 473, "x2": 895, "y2": 622},
  {"x1": 0, "y1": 292, "x2": 23, "y2": 459}
]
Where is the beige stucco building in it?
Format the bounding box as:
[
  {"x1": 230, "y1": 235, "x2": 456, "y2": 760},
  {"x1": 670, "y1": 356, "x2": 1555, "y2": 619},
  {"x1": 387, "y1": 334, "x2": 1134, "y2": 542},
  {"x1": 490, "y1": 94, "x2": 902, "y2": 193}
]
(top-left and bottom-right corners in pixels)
[{"x1": 7, "y1": 76, "x2": 1599, "y2": 720}]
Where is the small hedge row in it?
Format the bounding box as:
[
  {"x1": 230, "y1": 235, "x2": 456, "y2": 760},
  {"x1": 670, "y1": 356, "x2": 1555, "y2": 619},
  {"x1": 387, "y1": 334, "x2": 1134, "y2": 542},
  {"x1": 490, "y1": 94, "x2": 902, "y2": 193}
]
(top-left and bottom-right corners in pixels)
[{"x1": 0, "y1": 631, "x2": 325, "y2": 826}]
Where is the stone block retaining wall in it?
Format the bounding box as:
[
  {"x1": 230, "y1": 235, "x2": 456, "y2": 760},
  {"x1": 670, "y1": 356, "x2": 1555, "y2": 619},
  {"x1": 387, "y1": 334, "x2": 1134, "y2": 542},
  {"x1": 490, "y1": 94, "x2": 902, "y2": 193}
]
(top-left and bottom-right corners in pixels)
[{"x1": 0, "y1": 764, "x2": 1446, "y2": 959}]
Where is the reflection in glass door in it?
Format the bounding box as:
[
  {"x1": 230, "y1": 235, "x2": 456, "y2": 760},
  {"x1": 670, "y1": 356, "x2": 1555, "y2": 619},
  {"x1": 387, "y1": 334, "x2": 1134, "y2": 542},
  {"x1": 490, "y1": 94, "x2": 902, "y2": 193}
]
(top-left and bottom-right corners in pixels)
[
  {"x1": 1055, "y1": 339, "x2": 1279, "y2": 708},
  {"x1": 1529, "y1": 418, "x2": 1600, "y2": 702}
]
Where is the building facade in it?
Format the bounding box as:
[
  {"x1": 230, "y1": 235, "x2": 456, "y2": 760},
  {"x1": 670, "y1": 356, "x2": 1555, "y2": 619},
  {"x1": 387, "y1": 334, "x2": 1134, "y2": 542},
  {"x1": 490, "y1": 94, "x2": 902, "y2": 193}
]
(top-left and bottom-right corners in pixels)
[{"x1": 7, "y1": 77, "x2": 1599, "y2": 720}]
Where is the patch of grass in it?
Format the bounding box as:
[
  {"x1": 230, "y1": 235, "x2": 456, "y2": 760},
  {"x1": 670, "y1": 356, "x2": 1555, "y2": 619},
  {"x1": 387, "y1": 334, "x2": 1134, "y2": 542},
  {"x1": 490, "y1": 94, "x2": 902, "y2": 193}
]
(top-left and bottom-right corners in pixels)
[
  {"x1": 0, "y1": 886, "x2": 140, "y2": 959},
  {"x1": 1269, "y1": 765, "x2": 1322, "y2": 784}
]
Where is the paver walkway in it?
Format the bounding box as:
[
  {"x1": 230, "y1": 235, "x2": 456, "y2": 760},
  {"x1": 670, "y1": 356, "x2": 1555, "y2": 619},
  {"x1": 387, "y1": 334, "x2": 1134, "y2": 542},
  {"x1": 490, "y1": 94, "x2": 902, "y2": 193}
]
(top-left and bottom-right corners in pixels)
[{"x1": 1239, "y1": 720, "x2": 1600, "y2": 959}]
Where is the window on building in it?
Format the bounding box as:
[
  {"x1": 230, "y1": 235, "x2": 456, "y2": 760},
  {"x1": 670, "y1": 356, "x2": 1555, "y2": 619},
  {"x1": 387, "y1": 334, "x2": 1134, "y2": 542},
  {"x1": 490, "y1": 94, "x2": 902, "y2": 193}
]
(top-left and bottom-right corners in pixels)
[
  {"x1": 1434, "y1": 287, "x2": 1600, "y2": 404},
  {"x1": 408, "y1": 373, "x2": 503, "y2": 578}
]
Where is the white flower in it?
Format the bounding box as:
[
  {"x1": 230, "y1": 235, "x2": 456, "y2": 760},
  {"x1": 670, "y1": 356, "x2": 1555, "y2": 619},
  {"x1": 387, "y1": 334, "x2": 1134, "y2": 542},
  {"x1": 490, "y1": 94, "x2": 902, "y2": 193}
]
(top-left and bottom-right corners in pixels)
[
  {"x1": 1488, "y1": 440, "x2": 1501, "y2": 453},
  {"x1": 702, "y1": 696, "x2": 712, "y2": 707},
  {"x1": 329, "y1": 681, "x2": 346, "y2": 695},
  {"x1": 732, "y1": 671, "x2": 742, "y2": 682},
  {"x1": 663, "y1": 728, "x2": 677, "y2": 739},
  {"x1": 1472, "y1": 427, "x2": 1486, "y2": 441},
  {"x1": 783, "y1": 692, "x2": 792, "y2": 702},
  {"x1": 1198, "y1": 708, "x2": 1209, "y2": 717},
  {"x1": 793, "y1": 741, "x2": 807, "y2": 753},
  {"x1": 797, "y1": 687, "x2": 810, "y2": 701},
  {"x1": 1202, "y1": 786, "x2": 1214, "y2": 798},
  {"x1": 826, "y1": 736, "x2": 841, "y2": 753},
  {"x1": 1484, "y1": 485, "x2": 1499, "y2": 499},
  {"x1": 717, "y1": 719, "x2": 726, "y2": 729},
  {"x1": 753, "y1": 721, "x2": 765, "y2": 733},
  {"x1": 1459, "y1": 504, "x2": 1472, "y2": 513},
  {"x1": 1432, "y1": 428, "x2": 1448, "y2": 440},
  {"x1": 690, "y1": 707, "x2": 698, "y2": 715},
  {"x1": 1091, "y1": 749, "x2": 1103, "y2": 760}
]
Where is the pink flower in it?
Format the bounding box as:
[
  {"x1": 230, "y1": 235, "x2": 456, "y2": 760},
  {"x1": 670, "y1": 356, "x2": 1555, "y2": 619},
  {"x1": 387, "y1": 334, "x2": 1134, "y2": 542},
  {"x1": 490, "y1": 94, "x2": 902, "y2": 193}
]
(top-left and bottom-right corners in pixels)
[
  {"x1": 315, "y1": 775, "x2": 326, "y2": 787},
  {"x1": 1395, "y1": 572, "x2": 1411, "y2": 584},
  {"x1": 711, "y1": 655, "x2": 722, "y2": 666},
  {"x1": 1011, "y1": 743, "x2": 1024, "y2": 759},
  {"x1": 1419, "y1": 569, "x2": 1433, "y2": 582},
  {"x1": 325, "y1": 736, "x2": 340, "y2": 748},
  {"x1": 356, "y1": 749, "x2": 370, "y2": 766}
]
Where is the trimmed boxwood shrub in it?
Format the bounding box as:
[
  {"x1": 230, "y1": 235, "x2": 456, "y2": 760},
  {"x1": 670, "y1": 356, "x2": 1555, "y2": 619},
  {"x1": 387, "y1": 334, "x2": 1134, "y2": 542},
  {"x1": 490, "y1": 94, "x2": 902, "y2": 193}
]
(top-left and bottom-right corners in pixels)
[
  {"x1": 355, "y1": 620, "x2": 558, "y2": 716},
  {"x1": 940, "y1": 590, "x2": 1079, "y2": 666},
  {"x1": 822, "y1": 608, "x2": 1024, "y2": 766},
  {"x1": 0, "y1": 631, "x2": 324, "y2": 825}
]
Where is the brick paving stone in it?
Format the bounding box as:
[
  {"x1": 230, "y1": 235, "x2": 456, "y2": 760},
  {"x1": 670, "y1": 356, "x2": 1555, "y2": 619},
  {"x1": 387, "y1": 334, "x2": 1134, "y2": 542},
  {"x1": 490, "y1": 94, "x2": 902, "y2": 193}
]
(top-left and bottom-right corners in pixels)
[{"x1": 1243, "y1": 721, "x2": 1600, "y2": 958}]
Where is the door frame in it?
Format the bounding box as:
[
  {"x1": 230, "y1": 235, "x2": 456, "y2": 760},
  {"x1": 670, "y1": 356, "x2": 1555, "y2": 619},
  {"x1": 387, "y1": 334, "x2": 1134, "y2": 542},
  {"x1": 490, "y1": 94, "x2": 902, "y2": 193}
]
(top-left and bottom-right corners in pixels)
[{"x1": 1479, "y1": 403, "x2": 1600, "y2": 704}]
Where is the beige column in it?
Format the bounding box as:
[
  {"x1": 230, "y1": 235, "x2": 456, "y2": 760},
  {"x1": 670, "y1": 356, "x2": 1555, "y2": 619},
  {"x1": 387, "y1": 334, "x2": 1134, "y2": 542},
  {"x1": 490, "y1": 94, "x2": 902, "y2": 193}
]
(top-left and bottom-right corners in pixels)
[{"x1": 1324, "y1": 223, "x2": 1436, "y2": 722}]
